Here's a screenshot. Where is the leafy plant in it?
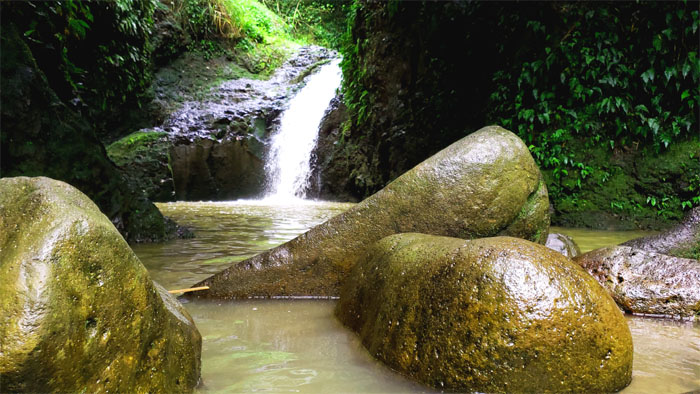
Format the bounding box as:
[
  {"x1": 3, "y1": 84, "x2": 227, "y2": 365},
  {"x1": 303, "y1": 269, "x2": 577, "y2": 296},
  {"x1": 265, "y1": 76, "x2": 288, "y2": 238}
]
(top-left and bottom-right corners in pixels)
[{"x1": 489, "y1": 2, "x2": 699, "y2": 206}]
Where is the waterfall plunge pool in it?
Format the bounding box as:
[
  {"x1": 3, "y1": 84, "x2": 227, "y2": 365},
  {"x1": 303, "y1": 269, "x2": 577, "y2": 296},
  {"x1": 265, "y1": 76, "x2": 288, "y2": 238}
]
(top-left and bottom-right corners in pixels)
[{"x1": 132, "y1": 201, "x2": 700, "y2": 393}]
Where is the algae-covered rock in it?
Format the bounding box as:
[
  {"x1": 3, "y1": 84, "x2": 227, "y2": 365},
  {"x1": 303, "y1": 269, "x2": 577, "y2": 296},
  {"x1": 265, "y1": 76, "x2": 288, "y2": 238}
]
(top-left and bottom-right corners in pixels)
[
  {"x1": 545, "y1": 232, "x2": 581, "y2": 257},
  {"x1": 575, "y1": 246, "x2": 700, "y2": 319},
  {"x1": 622, "y1": 207, "x2": 700, "y2": 259},
  {"x1": 336, "y1": 234, "x2": 633, "y2": 393},
  {"x1": 193, "y1": 126, "x2": 549, "y2": 298},
  {"x1": 0, "y1": 177, "x2": 201, "y2": 392},
  {"x1": 106, "y1": 130, "x2": 175, "y2": 202}
]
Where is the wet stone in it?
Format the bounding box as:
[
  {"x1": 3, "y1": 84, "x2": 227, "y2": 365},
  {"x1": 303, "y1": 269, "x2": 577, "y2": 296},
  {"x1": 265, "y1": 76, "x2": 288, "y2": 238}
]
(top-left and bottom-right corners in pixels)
[
  {"x1": 109, "y1": 46, "x2": 338, "y2": 201},
  {"x1": 336, "y1": 233, "x2": 633, "y2": 393},
  {"x1": 622, "y1": 207, "x2": 700, "y2": 259},
  {"x1": 0, "y1": 177, "x2": 202, "y2": 393},
  {"x1": 575, "y1": 245, "x2": 700, "y2": 319},
  {"x1": 545, "y1": 232, "x2": 581, "y2": 257},
  {"x1": 192, "y1": 126, "x2": 550, "y2": 299}
]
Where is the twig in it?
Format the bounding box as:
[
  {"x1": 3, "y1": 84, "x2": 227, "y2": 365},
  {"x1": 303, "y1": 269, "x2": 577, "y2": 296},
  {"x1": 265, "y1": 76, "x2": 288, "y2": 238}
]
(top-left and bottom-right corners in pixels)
[{"x1": 168, "y1": 286, "x2": 210, "y2": 294}]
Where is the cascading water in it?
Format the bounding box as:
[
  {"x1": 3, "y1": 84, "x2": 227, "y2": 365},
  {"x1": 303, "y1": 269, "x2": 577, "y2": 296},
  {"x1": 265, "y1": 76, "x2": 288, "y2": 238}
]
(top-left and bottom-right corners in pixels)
[{"x1": 264, "y1": 58, "x2": 342, "y2": 202}]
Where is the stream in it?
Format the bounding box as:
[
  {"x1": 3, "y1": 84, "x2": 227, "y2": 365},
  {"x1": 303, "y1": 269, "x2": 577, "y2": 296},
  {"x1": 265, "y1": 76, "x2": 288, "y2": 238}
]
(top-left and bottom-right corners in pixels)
[{"x1": 133, "y1": 201, "x2": 700, "y2": 393}]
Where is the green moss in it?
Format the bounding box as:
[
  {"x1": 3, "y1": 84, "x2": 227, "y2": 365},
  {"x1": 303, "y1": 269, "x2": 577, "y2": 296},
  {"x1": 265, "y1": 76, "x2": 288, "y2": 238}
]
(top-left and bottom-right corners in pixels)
[
  {"x1": 107, "y1": 131, "x2": 168, "y2": 162},
  {"x1": 337, "y1": 233, "x2": 633, "y2": 393},
  {"x1": 106, "y1": 130, "x2": 175, "y2": 203},
  {"x1": 0, "y1": 177, "x2": 201, "y2": 392},
  {"x1": 549, "y1": 136, "x2": 700, "y2": 229}
]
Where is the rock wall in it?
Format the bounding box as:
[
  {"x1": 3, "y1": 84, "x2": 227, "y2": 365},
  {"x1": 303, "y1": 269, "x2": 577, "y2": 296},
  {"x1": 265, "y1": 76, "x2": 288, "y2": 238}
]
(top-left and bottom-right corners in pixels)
[
  {"x1": 0, "y1": 23, "x2": 176, "y2": 243},
  {"x1": 108, "y1": 46, "x2": 337, "y2": 201}
]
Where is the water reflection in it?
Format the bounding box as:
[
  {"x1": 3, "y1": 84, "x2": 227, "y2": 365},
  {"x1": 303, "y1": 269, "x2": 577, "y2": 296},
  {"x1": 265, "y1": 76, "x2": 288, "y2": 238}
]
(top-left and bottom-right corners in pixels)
[
  {"x1": 136, "y1": 202, "x2": 699, "y2": 393},
  {"x1": 132, "y1": 201, "x2": 353, "y2": 290}
]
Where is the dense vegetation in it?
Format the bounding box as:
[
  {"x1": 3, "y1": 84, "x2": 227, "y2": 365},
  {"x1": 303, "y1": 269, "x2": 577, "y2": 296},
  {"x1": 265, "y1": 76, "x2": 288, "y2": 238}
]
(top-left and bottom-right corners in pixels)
[
  {"x1": 0, "y1": 0, "x2": 346, "y2": 241},
  {"x1": 10, "y1": 0, "x2": 155, "y2": 137},
  {"x1": 330, "y1": 1, "x2": 699, "y2": 229},
  {"x1": 2, "y1": 0, "x2": 697, "y2": 234}
]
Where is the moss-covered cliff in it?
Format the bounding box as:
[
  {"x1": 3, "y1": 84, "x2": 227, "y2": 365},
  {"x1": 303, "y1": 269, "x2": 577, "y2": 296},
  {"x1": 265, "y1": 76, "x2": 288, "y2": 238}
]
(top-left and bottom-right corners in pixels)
[
  {"x1": 0, "y1": 21, "x2": 175, "y2": 243},
  {"x1": 314, "y1": 1, "x2": 699, "y2": 229}
]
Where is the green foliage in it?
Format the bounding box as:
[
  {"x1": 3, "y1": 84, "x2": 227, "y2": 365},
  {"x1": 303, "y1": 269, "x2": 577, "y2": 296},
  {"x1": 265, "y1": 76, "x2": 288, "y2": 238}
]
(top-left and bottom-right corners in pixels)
[
  {"x1": 340, "y1": 1, "x2": 370, "y2": 131},
  {"x1": 489, "y1": 3, "x2": 699, "y2": 209},
  {"x1": 178, "y1": 0, "x2": 287, "y2": 42},
  {"x1": 13, "y1": 0, "x2": 156, "y2": 134},
  {"x1": 169, "y1": 0, "x2": 294, "y2": 74},
  {"x1": 260, "y1": 0, "x2": 352, "y2": 49}
]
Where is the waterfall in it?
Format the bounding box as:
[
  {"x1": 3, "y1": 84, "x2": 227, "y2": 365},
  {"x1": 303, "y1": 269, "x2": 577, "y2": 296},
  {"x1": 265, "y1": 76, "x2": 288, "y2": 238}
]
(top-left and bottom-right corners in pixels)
[{"x1": 264, "y1": 58, "x2": 342, "y2": 201}]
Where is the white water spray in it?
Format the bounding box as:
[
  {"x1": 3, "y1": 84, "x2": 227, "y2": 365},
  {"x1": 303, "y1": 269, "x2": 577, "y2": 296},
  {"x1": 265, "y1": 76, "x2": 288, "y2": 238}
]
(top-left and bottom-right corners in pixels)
[{"x1": 264, "y1": 59, "x2": 342, "y2": 202}]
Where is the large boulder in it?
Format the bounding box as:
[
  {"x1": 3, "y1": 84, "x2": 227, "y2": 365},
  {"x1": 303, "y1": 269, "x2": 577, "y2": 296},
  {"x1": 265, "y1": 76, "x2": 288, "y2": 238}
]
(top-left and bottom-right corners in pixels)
[
  {"x1": 545, "y1": 232, "x2": 581, "y2": 257},
  {"x1": 336, "y1": 234, "x2": 633, "y2": 393},
  {"x1": 575, "y1": 246, "x2": 700, "y2": 319},
  {"x1": 192, "y1": 126, "x2": 550, "y2": 298},
  {"x1": 0, "y1": 177, "x2": 201, "y2": 392},
  {"x1": 622, "y1": 207, "x2": 700, "y2": 259}
]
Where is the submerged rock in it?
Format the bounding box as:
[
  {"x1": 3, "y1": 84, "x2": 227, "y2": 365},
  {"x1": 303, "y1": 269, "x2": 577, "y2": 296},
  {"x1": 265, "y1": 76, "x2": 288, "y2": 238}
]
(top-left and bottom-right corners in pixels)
[
  {"x1": 0, "y1": 177, "x2": 201, "y2": 392},
  {"x1": 545, "y1": 232, "x2": 581, "y2": 257},
  {"x1": 622, "y1": 207, "x2": 700, "y2": 259},
  {"x1": 191, "y1": 126, "x2": 549, "y2": 298},
  {"x1": 336, "y1": 234, "x2": 633, "y2": 393},
  {"x1": 575, "y1": 246, "x2": 700, "y2": 319}
]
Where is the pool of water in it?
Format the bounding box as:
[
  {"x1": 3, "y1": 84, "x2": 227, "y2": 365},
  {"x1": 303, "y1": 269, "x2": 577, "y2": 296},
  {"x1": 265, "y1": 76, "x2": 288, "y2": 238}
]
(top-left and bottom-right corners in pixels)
[{"x1": 133, "y1": 202, "x2": 700, "y2": 393}]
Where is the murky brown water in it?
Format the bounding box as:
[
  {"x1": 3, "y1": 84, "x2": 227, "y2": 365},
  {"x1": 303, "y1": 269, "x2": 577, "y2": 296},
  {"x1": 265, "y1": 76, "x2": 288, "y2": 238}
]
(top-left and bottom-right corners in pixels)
[{"x1": 133, "y1": 202, "x2": 700, "y2": 393}]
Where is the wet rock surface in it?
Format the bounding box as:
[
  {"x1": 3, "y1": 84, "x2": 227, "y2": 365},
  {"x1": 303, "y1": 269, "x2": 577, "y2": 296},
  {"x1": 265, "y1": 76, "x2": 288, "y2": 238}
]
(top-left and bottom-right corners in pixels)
[
  {"x1": 575, "y1": 245, "x2": 700, "y2": 319},
  {"x1": 0, "y1": 177, "x2": 202, "y2": 392},
  {"x1": 110, "y1": 46, "x2": 337, "y2": 201},
  {"x1": 545, "y1": 232, "x2": 581, "y2": 257},
  {"x1": 190, "y1": 126, "x2": 550, "y2": 299},
  {"x1": 336, "y1": 234, "x2": 633, "y2": 393},
  {"x1": 308, "y1": 95, "x2": 359, "y2": 201},
  {"x1": 622, "y1": 207, "x2": 700, "y2": 259}
]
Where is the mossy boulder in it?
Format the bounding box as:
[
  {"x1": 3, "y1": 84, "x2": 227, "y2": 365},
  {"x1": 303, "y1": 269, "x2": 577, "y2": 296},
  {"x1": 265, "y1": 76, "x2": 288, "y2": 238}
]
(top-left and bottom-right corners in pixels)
[
  {"x1": 545, "y1": 233, "x2": 581, "y2": 257},
  {"x1": 106, "y1": 130, "x2": 175, "y2": 202},
  {"x1": 336, "y1": 233, "x2": 633, "y2": 393},
  {"x1": 575, "y1": 246, "x2": 700, "y2": 319},
  {"x1": 192, "y1": 126, "x2": 549, "y2": 298},
  {"x1": 622, "y1": 207, "x2": 700, "y2": 259},
  {"x1": 0, "y1": 177, "x2": 201, "y2": 392}
]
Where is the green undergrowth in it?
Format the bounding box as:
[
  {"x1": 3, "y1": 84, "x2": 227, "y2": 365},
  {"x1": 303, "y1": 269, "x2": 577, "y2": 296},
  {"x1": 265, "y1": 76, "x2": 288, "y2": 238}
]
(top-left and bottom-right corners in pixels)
[
  {"x1": 168, "y1": 0, "x2": 300, "y2": 76},
  {"x1": 337, "y1": 1, "x2": 699, "y2": 229},
  {"x1": 488, "y1": 3, "x2": 700, "y2": 221},
  {"x1": 260, "y1": 0, "x2": 352, "y2": 49}
]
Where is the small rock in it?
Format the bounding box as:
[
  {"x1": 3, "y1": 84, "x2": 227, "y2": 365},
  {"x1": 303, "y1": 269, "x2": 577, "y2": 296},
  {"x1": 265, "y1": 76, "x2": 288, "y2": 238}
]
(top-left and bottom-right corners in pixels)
[{"x1": 545, "y1": 232, "x2": 581, "y2": 257}]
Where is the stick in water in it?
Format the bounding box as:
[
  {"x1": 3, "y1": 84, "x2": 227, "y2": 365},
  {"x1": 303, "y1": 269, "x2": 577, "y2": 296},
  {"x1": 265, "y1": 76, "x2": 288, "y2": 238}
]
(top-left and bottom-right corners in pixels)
[{"x1": 168, "y1": 286, "x2": 210, "y2": 294}]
